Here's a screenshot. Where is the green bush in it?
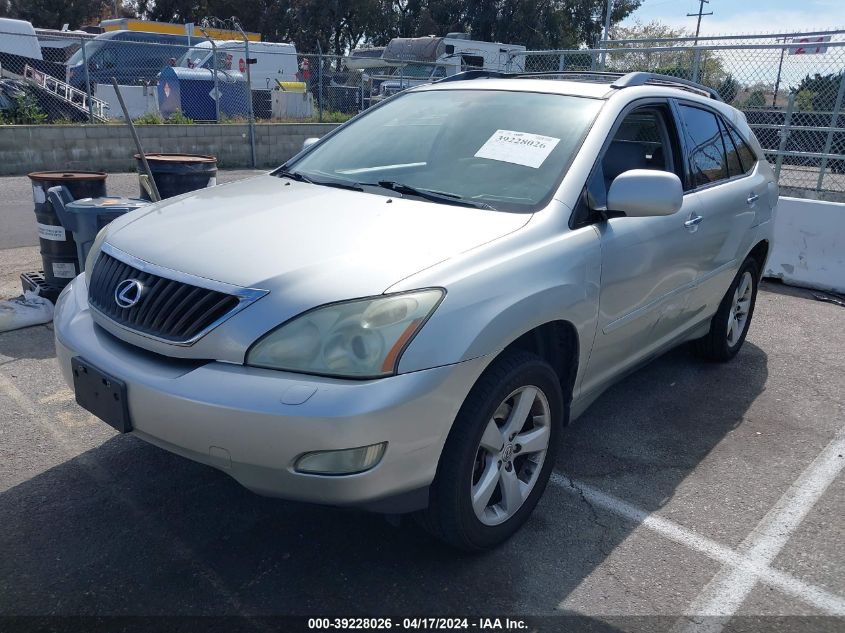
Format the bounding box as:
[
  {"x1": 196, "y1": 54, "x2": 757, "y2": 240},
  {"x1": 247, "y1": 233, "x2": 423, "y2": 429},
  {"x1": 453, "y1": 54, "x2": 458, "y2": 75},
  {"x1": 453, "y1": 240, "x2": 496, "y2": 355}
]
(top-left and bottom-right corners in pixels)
[
  {"x1": 0, "y1": 92, "x2": 48, "y2": 125},
  {"x1": 133, "y1": 112, "x2": 164, "y2": 125}
]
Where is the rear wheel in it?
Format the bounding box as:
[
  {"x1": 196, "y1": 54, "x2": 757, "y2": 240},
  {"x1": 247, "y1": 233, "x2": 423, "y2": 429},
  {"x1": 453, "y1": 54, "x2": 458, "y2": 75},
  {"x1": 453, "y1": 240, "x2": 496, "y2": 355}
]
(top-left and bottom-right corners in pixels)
[
  {"x1": 691, "y1": 257, "x2": 759, "y2": 362},
  {"x1": 419, "y1": 350, "x2": 564, "y2": 550}
]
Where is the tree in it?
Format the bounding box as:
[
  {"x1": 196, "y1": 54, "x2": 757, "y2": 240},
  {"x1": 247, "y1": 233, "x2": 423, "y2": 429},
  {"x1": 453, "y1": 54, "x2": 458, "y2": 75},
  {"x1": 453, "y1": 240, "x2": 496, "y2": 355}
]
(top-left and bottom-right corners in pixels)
[
  {"x1": 6, "y1": 0, "x2": 111, "y2": 29},
  {"x1": 716, "y1": 74, "x2": 738, "y2": 104},
  {"x1": 794, "y1": 73, "x2": 844, "y2": 112},
  {"x1": 744, "y1": 90, "x2": 766, "y2": 109}
]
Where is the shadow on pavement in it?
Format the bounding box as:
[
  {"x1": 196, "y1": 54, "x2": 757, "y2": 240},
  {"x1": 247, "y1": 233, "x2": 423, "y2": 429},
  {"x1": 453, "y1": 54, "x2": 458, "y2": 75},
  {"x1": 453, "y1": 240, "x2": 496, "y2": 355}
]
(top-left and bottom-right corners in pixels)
[{"x1": 0, "y1": 340, "x2": 768, "y2": 617}]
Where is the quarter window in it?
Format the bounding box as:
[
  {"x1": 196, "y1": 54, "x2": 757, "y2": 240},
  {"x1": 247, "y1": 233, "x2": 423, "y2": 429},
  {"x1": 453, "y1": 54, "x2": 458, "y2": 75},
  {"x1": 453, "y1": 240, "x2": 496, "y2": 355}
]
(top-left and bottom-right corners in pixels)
[
  {"x1": 720, "y1": 119, "x2": 745, "y2": 177},
  {"x1": 725, "y1": 123, "x2": 758, "y2": 173},
  {"x1": 679, "y1": 105, "x2": 729, "y2": 187}
]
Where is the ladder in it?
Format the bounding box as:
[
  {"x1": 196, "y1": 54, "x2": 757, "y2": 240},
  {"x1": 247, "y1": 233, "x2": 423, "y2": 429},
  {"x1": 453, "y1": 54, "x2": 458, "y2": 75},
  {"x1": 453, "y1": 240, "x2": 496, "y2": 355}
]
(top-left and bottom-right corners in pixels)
[{"x1": 22, "y1": 64, "x2": 109, "y2": 122}]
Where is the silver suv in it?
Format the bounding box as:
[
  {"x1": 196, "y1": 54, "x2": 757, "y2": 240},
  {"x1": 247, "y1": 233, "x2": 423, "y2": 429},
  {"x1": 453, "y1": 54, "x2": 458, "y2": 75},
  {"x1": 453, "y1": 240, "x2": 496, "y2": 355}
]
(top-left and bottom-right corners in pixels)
[{"x1": 54, "y1": 71, "x2": 776, "y2": 550}]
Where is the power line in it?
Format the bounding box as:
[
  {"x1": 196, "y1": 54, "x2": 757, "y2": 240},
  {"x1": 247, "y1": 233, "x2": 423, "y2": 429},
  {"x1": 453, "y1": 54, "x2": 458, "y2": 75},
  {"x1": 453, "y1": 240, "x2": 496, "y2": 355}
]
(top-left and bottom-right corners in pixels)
[{"x1": 687, "y1": 0, "x2": 713, "y2": 45}]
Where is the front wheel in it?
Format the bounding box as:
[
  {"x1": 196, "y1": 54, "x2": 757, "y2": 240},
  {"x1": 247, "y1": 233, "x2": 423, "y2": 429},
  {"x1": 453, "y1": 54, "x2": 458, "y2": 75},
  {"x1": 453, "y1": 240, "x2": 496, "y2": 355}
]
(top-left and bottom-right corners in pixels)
[
  {"x1": 419, "y1": 350, "x2": 564, "y2": 550},
  {"x1": 691, "y1": 257, "x2": 760, "y2": 362}
]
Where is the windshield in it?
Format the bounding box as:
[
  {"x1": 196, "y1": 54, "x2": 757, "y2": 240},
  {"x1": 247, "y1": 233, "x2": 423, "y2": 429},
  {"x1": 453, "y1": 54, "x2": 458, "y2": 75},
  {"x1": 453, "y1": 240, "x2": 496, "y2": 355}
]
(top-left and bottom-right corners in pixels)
[
  {"x1": 68, "y1": 40, "x2": 104, "y2": 66},
  {"x1": 289, "y1": 89, "x2": 602, "y2": 212},
  {"x1": 397, "y1": 63, "x2": 437, "y2": 78}
]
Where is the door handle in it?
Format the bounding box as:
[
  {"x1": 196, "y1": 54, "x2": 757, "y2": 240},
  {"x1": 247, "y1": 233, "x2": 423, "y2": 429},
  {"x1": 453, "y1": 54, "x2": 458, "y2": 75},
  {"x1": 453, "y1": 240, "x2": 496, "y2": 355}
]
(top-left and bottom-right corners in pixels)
[
  {"x1": 684, "y1": 214, "x2": 703, "y2": 229},
  {"x1": 747, "y1": 193, "x2": 759, "y2": 205}
]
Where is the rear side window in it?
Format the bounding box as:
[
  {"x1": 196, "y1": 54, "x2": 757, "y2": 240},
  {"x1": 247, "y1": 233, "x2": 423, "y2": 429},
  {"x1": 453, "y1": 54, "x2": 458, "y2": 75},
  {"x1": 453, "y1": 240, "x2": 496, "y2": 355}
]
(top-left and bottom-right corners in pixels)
[
  {"x1": 679, "y1": 104, "x2": 729, "y2": 187},
  {"x1": 720, "y1": 119, "x2": 745, "y2": 177},
  {"x1": 724, "y1": 123, "x2": 758, "y2": 173}
]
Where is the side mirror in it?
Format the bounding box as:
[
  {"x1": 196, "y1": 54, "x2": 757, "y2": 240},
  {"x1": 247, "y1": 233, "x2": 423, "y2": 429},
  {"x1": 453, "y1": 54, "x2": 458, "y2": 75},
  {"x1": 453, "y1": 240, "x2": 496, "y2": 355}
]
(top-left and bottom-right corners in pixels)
[
  {"x1": 607, "y1": 169, "x2": 683, "y2": 217},
  {"x1": 302, "y1": 137, "x2": 319, "y2": 151}
]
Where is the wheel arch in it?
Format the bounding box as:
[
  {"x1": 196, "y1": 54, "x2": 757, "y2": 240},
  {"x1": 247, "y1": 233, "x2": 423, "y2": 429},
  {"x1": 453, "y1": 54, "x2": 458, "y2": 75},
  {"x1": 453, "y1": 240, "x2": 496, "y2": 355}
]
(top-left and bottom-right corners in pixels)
[
  {"x1": 492, "y1": 319, "x2": 579, "y2": 416},
  {"x1": 747, "y1": 239, "x2": 770, "y2": 279}
]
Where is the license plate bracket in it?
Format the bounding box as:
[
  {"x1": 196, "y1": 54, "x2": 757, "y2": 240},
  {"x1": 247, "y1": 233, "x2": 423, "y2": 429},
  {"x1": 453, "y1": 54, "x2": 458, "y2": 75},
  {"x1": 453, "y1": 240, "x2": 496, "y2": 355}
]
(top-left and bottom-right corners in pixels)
[{"x1": 71, "y1": 357, "x2": 131, "y2": 433}]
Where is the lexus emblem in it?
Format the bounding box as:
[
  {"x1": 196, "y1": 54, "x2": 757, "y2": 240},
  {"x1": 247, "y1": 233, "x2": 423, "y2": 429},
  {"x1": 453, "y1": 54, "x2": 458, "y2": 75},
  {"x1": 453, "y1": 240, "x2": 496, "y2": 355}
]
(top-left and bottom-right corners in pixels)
[{"x1": 114, "y1": 279, "x2": 144, "y2": 309}]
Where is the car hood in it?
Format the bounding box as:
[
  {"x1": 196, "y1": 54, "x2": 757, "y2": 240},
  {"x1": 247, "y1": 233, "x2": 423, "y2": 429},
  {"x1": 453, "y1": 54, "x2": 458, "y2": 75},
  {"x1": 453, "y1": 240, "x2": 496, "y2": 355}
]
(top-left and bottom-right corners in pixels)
[{"x1": 107, "y1": 174, "x2": 531, "y2": 301}]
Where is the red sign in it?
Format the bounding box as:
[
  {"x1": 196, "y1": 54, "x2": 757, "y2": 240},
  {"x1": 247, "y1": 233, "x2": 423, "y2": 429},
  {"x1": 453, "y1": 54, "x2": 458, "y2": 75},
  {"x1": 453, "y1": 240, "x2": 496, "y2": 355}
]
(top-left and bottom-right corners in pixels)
[
  {"x1": 239, "y1": 57, "x2": 246, "y2": 72},
  {"x1": 789, "y1": 36, "x2": 831, "y2": 55}
]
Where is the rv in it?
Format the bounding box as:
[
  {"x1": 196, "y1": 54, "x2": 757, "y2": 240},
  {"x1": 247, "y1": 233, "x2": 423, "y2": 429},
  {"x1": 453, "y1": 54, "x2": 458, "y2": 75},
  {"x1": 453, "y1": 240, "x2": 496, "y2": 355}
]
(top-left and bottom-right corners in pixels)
[{"x1": 370, "y1": 34, "x2": 525, "y2": 101}]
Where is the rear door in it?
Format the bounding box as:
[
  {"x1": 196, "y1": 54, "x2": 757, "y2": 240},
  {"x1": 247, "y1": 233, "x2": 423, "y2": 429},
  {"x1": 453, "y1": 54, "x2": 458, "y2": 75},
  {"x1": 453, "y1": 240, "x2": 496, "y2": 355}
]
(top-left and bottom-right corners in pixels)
[{"x1": 674, "y1": 102, "x2": 767, "y2": 316}]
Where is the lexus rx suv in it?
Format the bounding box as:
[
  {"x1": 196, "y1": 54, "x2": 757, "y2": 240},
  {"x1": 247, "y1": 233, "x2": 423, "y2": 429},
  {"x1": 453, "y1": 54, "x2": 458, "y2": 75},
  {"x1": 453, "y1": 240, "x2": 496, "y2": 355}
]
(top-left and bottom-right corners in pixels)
[{"x1": 54, "y1": 71, "x2": 776, "y2": 550}]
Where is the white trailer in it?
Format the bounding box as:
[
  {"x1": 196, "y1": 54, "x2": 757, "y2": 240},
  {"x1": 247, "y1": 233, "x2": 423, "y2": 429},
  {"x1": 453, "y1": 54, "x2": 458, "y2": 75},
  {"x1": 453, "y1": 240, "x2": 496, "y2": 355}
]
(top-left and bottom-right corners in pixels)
[
  {"x1": 370, "y1": 34, "x2": 525, "y2": 100},
  {"x1": 180, "y1": 40, "x2": 299, "y2": 90}
]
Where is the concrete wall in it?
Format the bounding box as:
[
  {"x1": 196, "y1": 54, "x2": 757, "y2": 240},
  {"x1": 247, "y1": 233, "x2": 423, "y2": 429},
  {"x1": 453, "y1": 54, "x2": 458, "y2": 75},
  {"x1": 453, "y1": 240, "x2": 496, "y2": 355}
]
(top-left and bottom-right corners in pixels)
[
  {"x1": 0, "y1": 123, "x2": 340, "y2": 175},
  {"x1": 765, "y1": 197, "x2": 845, "y2": 293}
]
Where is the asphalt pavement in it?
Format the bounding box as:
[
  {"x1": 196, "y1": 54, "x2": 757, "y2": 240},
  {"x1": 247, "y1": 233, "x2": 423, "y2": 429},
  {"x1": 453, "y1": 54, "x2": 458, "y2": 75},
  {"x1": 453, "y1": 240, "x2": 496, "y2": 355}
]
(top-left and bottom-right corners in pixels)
[
  {"x1": 0, "y1": 170, "x2": 843, "y2": 631},
  {"x1": 0, "y1": 279, "x2": 842, "y2": 630}
]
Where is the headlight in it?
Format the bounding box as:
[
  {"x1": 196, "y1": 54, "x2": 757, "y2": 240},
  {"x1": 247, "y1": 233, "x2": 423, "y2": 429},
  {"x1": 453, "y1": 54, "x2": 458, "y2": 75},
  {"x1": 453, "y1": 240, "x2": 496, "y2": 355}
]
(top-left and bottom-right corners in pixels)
[
  {"x1": 84, "y1": 225, "x2": 110, "y2": 285},
  {"x1": 246, "y1": 288, "x2": 444, "y2": 378}
]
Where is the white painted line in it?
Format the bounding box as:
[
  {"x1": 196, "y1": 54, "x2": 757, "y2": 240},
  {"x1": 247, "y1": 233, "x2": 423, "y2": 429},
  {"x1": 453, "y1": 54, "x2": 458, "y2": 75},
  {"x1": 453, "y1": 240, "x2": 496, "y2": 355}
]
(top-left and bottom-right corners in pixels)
[
  {"x1": 548, "y1": 472, "x2": 845, "y2": 616},
  {"x1": 671, "y1": 430, "x2": 845, "y2": 631}
]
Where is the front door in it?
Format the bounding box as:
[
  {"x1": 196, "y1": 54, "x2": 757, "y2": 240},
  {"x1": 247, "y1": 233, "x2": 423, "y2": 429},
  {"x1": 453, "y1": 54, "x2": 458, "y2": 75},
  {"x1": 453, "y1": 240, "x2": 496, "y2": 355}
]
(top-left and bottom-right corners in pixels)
[{"x1": 580, "y1": 102, "x2": 702, "y2": 396}]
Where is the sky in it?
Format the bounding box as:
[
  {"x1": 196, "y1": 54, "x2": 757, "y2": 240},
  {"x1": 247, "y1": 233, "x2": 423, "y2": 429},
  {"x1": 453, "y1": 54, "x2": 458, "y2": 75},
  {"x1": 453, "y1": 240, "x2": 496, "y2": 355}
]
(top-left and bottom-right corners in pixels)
[{"x1": 622, "y1": 0, "x2": 845, "y2": 36}]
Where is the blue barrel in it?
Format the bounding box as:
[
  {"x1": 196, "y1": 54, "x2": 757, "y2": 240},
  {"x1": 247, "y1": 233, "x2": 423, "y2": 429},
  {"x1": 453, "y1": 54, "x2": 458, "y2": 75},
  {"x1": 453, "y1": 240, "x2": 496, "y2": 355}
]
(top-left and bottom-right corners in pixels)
[{"x1": 158, "y1": 66, "x2": 250, "y2": 121}]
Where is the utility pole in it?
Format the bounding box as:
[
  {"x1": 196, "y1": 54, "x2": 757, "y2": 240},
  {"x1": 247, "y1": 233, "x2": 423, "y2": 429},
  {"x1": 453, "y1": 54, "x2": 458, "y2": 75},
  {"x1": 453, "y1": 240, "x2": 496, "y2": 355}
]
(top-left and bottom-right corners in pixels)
[
  {"x1": 772, "y1": 36, "x2": 789, "y2": 108},
  {"x1": 687, "y1": 0, "x2": 713, "y2": 45},
  {"x1": 600, "y1": 0, "x2": 613, "y2": 67}
]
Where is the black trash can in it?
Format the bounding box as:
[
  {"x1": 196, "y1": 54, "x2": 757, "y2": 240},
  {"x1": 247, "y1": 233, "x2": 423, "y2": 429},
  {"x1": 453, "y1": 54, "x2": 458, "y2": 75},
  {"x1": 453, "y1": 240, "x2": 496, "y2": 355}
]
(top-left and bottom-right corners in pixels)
[
  {"x1": 27, "y1": 171, "x2": 107, "y2": 286},
  {"x1": 135, "y1": 153, "x2": 218, "y2": 200}
]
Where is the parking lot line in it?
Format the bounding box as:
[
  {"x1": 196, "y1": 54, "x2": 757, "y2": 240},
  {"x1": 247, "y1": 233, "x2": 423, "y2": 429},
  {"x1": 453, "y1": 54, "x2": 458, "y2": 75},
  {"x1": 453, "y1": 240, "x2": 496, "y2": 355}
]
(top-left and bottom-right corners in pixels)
[
  {"x1": 549, "y1": 472, "x2": 845, "y2": 616},
  {"x1": 670, "y1": 428, "x2": 845, "y2": 630}
]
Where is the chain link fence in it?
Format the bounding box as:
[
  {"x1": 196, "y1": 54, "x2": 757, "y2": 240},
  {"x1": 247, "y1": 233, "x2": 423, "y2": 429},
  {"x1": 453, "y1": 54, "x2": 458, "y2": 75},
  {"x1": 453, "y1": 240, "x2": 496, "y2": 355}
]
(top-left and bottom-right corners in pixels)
[
  {"x1": 1, "y1": 28, "x2": 843, "y2": 196},
  {"x1": 507, "y1": 32, "x2": 845, "y2": 196}
]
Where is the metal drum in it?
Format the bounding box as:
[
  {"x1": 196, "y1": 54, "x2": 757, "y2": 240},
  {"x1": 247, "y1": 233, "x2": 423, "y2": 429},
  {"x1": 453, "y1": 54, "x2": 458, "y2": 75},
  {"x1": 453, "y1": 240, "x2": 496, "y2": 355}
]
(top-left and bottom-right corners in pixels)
[
  {"x1": 135, "y1": 153, "x2": 218, "y2": 200},
  {"x1": 27, "y1": 171, "x2": 107, "y2": 286}
]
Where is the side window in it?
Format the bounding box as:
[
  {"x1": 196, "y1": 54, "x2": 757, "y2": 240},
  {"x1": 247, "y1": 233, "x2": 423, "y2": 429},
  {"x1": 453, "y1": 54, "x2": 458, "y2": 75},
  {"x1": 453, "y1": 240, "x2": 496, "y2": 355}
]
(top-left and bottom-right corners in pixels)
[
  {"x1": 599, "y1": 107, "x2": 678, "y2": 194},
  {"x1": 725, "y1": 123, "x2": 758, "y2": 173},
  {"x1": 576, "y1": 105, "x2": 681, "y2": 220},
  {"x1": 679, "y1": 104, "x2": 729, "y2": 187},
  {"x1": 719, "y1": 118, "x2": 744, "y2": 177},
  {"x1": 432, "y1": 66, "x2": 447, "y2": 79},
  {"x1": 460, "y1": 55, "x2": 484, "y2": 70}
]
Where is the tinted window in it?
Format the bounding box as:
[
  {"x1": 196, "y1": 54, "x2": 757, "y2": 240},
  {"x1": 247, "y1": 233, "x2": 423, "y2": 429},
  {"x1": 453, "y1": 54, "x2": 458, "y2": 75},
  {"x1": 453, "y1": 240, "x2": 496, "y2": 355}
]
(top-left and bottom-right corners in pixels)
[
  {"x1": 720, "y1": 119, "x2": 744, "y2": 177},
  {"x1": 726, "y1": 123, "x2": 757, "y2": 173},
  {"x1": 680, "y1": 105, "x2": 729, "y2": 187}
]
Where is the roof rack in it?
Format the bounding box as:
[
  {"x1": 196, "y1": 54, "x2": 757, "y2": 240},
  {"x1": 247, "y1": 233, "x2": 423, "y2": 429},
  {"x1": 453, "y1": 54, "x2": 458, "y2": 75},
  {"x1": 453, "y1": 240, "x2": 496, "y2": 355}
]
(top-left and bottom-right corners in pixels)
[
  {"x1": 435, "y1": 70, "x2": 722, "y2": 101},
  {"x1": 610, "y1": 72, "x2": 721, "y2": 101}
]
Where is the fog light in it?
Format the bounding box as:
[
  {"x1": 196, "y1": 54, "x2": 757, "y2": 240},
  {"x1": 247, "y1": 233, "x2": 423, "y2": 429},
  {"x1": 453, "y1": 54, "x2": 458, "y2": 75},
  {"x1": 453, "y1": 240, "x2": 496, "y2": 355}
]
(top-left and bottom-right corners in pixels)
[{"x1": 294, "y1": 442, "x2": 387, "y2": 475}]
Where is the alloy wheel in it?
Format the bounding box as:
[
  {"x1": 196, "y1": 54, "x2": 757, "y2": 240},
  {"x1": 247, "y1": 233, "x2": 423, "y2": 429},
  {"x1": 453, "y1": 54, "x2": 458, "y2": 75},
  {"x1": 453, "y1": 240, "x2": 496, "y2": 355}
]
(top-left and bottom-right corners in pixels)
[
  {"x1": 727, "y1": 271, "x2": 753, "y2": 347},
  {"x1": 470, "y1": 385, "x2": 551, "y2": 526}
]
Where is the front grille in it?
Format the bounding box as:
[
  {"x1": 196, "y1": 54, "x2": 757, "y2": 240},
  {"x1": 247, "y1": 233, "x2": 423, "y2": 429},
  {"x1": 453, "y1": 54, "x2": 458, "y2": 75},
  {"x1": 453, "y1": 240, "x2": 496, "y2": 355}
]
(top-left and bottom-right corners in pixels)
[{"x1": 88, "y1": 252, "x2": 241, "y2": 343}]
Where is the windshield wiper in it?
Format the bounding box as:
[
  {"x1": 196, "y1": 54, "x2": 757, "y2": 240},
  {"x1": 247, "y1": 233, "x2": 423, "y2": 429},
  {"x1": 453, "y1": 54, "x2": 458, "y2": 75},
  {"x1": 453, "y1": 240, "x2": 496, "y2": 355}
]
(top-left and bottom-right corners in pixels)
[
  {"x1": 365, "y1": 181, "x2": 495, "y2": 210},
  {"x1": 275, "y1": 169, "x2": 313, "y2": 183},
  {"x1": 276, "y1": 169, "x2": 363, "y2": 192}
]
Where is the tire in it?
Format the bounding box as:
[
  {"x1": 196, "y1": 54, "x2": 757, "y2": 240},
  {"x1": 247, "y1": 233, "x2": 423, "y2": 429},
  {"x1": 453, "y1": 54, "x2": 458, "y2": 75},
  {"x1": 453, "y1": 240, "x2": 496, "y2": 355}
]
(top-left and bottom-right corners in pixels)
[
  {"x1": 419, "y1": 350, "x2": 564, "y2": 551},
  {"x1": 691, "y1": 257, "x2": 760, "y2": 362}
]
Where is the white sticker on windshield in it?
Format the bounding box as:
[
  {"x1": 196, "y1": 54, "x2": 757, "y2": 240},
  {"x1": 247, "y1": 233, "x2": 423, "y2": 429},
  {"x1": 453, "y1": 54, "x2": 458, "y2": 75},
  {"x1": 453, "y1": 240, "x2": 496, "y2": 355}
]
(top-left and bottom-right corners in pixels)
[{"x1": 474, "y1": 130, "x2": 561, "y2": 168}]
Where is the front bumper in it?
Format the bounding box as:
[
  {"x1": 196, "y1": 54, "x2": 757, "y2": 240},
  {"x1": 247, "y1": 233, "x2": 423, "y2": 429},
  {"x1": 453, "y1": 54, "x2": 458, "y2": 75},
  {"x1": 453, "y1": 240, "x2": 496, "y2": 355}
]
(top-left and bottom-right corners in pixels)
[{"x1": 54, "y1": 276, "x2": 490, "y2": 511}]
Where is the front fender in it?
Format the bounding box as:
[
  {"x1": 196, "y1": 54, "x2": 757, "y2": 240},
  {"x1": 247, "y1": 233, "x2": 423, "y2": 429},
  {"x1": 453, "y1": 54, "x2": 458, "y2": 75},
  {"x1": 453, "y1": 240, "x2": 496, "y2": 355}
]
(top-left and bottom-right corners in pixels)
[{"x1": 394, "y1": 222, "x2": 602, "y2": 399}]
